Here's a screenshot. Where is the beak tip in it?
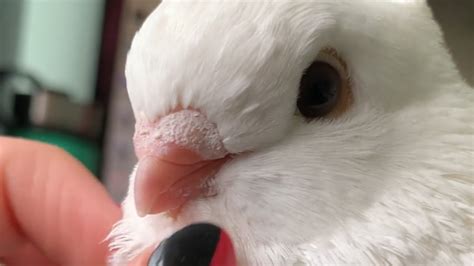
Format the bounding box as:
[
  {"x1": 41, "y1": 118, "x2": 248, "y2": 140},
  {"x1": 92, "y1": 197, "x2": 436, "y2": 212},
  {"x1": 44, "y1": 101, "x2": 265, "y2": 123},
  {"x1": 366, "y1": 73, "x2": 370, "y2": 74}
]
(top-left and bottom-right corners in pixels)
[{"x1": 137, "y1": 209, "x2": 147, "y2": 218}]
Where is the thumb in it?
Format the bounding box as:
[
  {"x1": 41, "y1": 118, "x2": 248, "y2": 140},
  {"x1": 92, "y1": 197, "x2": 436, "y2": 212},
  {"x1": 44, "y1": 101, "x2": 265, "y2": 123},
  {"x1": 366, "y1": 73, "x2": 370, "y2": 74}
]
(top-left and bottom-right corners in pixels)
[{"x1": 0, "y1": 137, "x2": 120, "y2": 265}]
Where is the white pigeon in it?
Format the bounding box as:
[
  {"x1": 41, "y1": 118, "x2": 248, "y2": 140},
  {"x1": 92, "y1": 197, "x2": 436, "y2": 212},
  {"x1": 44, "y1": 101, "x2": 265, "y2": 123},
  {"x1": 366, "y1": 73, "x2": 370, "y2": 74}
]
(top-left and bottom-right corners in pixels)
[{"x1": 108, "y1": 0, "x2": 473, "y2": 265}]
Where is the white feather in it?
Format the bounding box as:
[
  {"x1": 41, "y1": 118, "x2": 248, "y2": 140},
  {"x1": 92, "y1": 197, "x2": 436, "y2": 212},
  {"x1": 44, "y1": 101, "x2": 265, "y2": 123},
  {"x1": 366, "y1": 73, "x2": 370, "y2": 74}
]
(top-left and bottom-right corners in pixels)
[{"x1": 109, "y1": 1, "x2": 473, "y2": 265}]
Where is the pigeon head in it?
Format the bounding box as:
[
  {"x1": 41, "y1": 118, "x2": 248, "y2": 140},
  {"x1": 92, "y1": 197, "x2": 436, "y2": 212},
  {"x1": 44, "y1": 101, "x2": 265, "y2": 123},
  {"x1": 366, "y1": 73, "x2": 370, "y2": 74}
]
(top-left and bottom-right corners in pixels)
[{"x1": 110, "y1": 1, "x2": 473, "y2": 265}]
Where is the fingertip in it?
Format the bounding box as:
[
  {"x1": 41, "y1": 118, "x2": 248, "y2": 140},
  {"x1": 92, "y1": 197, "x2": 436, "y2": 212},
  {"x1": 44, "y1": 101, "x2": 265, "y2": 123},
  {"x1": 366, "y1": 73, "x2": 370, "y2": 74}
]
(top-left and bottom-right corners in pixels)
[
  {"x1": 0, "y1": 137, "x2": 121, "y2": 264},
  {"x1": 141, "y1": 223, "x2": 237, "y2": 266},
  {"x1": 211, "y1": 229, "x2": 237, "y2": 266}
]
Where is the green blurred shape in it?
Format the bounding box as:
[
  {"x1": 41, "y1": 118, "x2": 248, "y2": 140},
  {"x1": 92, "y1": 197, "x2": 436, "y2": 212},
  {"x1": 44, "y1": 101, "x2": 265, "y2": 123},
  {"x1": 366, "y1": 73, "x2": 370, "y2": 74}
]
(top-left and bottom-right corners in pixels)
[{"x1": 7, "y1": 127, "x2": 101, "y2": 176}]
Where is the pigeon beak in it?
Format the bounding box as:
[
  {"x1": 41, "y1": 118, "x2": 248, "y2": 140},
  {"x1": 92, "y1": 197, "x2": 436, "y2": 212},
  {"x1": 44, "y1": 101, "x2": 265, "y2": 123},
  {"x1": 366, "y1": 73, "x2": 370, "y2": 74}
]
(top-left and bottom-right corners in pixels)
[
  {"x1": 132, "y1": 109, "x2": 229, "y2": 217},
  {"x1": 134, "y1": 147, "x2": 228, "y2": 217}
]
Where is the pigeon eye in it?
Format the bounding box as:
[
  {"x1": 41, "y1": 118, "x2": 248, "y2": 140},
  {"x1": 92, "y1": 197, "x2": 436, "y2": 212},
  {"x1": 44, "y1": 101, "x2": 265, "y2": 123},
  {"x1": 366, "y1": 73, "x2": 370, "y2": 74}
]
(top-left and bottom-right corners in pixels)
[{"x1": 297, "y1": 48, "x2": 352, "y2": 119}]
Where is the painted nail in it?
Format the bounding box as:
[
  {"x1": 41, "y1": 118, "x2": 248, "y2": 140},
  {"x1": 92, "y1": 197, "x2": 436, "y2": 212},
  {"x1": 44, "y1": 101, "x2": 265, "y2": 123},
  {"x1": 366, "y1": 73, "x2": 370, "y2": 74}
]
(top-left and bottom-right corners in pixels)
[{"x1": 148, "y1": 223, "x2": 236, "y2": 266}]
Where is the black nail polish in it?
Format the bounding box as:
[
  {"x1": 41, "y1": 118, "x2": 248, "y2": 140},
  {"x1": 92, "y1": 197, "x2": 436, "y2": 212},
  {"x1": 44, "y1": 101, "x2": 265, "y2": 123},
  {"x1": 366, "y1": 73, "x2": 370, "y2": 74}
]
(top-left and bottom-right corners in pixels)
[
  {"x1": 148, "y1": 223, "x2": 221, "y2": 266},
  {"x1": 148, "y1": 240, "x2": 166, "y2": 266}
]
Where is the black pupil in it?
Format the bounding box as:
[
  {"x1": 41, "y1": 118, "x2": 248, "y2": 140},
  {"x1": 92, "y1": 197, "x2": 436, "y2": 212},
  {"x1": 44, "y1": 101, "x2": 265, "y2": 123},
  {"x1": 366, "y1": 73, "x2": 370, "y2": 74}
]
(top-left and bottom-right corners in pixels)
[
  {"x1": 297, "y1": 61, "x2": 341, "y2": 118},
  {"x1": 305, "y1": 78, "x2": 336, "y2": 105}
]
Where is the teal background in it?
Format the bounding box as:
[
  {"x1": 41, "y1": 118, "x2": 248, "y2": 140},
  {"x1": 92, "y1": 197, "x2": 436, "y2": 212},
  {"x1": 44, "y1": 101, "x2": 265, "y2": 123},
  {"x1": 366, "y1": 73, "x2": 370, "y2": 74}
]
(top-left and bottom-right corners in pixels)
[{"x1": 1, "y1": 0, "x2": 106, "y2": 104}]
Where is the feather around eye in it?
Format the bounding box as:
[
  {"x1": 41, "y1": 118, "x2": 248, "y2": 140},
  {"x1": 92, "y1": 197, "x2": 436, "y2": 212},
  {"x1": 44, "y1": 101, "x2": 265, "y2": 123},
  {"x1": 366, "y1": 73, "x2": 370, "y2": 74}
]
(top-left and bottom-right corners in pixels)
[{"x1": 297, "y1": 47, "x2": 353, "y2": 120}]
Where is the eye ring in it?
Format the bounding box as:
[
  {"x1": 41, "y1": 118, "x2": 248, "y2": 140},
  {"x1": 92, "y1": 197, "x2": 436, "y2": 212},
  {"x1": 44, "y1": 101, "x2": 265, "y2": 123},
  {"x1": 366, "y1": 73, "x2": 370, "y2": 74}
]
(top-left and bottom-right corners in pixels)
[{"x1": 296, "y1": 48, "x2": 352, "y2": 120}]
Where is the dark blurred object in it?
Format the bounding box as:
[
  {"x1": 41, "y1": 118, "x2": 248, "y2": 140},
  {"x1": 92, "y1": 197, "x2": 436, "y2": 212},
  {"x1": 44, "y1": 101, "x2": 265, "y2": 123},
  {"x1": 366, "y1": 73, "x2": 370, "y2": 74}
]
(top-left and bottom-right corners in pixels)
[
  {"x1": 0, "y1": 69, "x2": 103, "y2": 138},
  {"x1": 102, "y1": 0, "x2": 160, "y2": 201},
  {"x1": 0, "y1": 69, "x2": 42, "y2": 128},
  {"x1": 0, "y1": 69, "x2": 103, "y2": 174},
  {"x1": 30, "y1": 90, "x2": 103, "y2": 139},
  {"x1": 428, "y1": 0, "x2": 474, "y2": 86}
]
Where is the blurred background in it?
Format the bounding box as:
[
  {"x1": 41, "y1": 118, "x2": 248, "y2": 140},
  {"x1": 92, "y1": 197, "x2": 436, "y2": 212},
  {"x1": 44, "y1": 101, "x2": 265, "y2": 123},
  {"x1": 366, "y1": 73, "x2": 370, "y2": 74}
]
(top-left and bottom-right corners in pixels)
[{"x1": 0, "y1": 0, "x2": 472, "y2": 202}]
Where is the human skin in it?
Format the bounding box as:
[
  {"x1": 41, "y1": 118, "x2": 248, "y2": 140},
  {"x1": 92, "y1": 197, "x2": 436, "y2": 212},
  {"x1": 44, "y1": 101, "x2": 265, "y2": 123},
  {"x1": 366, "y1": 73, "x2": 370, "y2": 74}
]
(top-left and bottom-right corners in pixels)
[{"x1": 0, "y1": 137, "x2": 152, "y2": 265}]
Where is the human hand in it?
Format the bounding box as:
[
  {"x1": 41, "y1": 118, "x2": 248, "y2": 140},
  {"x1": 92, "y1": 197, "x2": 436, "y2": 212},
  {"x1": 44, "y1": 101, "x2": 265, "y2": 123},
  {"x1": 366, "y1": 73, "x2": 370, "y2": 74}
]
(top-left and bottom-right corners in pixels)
[
  {"x1": 0, "y1": 138, "x2": 236, "y2": 266},
  {"x1": 0, "y1": 137, "x2": 120, "y2": 265}
]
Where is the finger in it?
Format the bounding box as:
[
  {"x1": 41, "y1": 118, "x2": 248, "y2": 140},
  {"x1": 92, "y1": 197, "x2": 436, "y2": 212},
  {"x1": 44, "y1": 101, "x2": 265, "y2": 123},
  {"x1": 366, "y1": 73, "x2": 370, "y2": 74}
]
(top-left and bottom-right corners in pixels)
[
  {"x1": 2, "y1": 242, "x2": 54, "y2": 266},
  {"x1": 0, "y1": 137, "x2": 121, "y2": 265},
  {"x1": 129, "y1": 223, "x2": 237, "y2": 266}
]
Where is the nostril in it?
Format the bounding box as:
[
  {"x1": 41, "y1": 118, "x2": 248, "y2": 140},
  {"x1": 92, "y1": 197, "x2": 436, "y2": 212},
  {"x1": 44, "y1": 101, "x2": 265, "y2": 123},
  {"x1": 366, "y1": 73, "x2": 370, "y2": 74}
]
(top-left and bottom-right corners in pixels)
[{"x1": 134, "y1": 109, "x2": 227, "y2": 160}]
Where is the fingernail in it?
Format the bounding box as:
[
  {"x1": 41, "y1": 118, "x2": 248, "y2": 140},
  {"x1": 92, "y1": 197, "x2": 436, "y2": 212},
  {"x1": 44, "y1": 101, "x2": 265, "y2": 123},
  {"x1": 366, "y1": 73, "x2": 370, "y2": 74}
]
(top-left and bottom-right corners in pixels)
[{"x1": 148, "y1": 223, "x2": 236, "y2": 266}]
